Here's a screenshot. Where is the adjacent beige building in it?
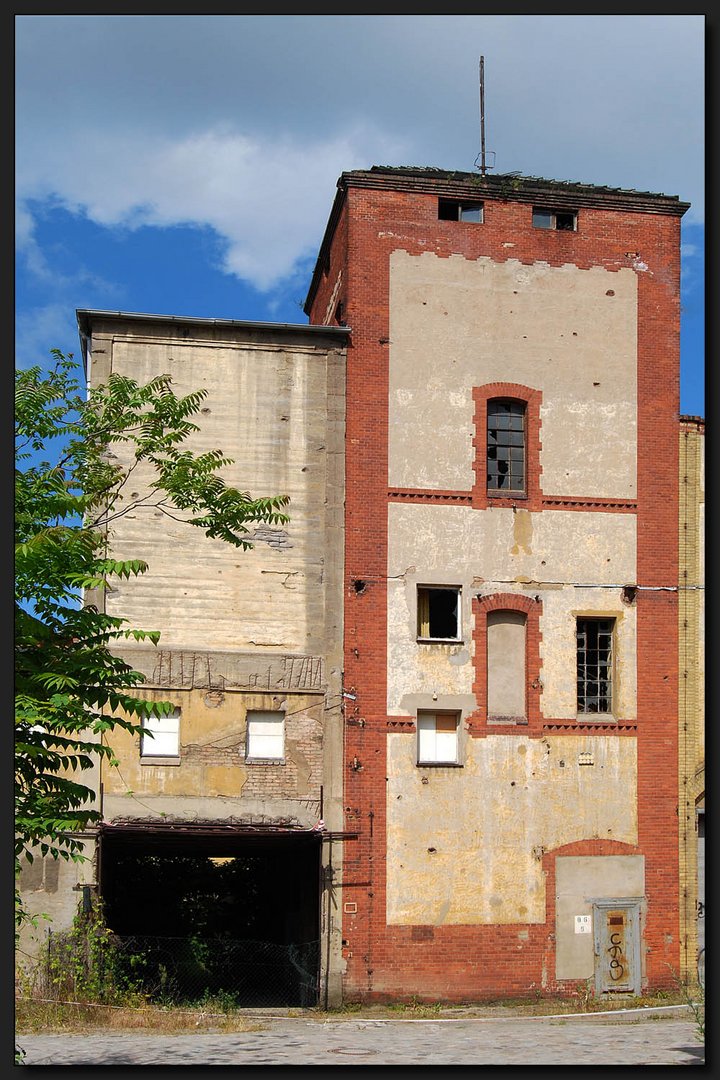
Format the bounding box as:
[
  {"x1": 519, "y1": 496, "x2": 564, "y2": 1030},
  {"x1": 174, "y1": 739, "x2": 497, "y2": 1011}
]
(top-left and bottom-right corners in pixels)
[
  {"x1": 678, "y1": 415, "x2": 704, "y2": 984},
  {"x1": 18, "y1": 311, "x2": 350, "y2": 1006}
]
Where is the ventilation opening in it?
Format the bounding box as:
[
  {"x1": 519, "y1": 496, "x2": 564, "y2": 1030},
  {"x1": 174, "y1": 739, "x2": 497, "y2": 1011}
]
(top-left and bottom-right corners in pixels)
[{"x1": 352, "y1": 579, "x2": 367, "y2": 594}]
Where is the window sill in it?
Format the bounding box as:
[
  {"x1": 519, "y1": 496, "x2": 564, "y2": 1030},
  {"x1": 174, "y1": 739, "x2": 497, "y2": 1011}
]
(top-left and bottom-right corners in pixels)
[
  {"x1": 488, "y1": 717, "x2": 528, "y2": 725},
  {"x1": 417, "y1": 761, "x2": 463, "y2": 768},
  {"x1": 487, "y1": 491, "x2": 527, "y2": 500},
  {"x1": 245, "y1": 758, "x2": 286, "y2": 765},
  {"x1": 417, "y1": 638, "x2": 464, "y2": 645},
  {"x1": 576, "y1": 714, "x2": 617, "y2": 723},
  {"x1": 140, "y1": 756, "x2": 181, "y2": 766}
]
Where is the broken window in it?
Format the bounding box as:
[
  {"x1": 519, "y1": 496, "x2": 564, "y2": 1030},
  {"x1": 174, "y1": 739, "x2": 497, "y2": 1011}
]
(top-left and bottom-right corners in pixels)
[
  {"x1": 487, "y1": 400, "x2": 526, "y2": 494},
  {"x1": 246, "y1": 711, "x2": 285, "y2": 761},
  {"x1": 417, "y1": 586, "x2": 461, "y2": 641},
  {"x1": 417, "y1": 711, "x2": 461, "y2": 765},
  {"x1": 532, "y1": 206, "x2": 577, "y2": 231},
  {"x1": 487, "y1": 611, "x2": 527, "y2": 721},
  {"x1": 576, "y1": 617, "x2": 615, "y2": 714},
  {"x1": 141, "y1": 708, "x2": 180, "y2": 759},
  {"x1": 438, "y1": 199, "x2": 484, "y2": 222}
]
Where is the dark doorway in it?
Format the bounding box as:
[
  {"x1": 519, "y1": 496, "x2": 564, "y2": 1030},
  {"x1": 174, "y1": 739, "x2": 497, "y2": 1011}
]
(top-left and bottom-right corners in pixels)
[{"x1": 99, "y1": 827, "x2": 321, "y2": 1006}]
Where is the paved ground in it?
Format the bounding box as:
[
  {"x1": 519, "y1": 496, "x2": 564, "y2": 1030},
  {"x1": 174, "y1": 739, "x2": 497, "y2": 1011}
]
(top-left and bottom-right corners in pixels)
[{"x1": 17, "y1": 1006, "x2": 705, "y2": 1066}]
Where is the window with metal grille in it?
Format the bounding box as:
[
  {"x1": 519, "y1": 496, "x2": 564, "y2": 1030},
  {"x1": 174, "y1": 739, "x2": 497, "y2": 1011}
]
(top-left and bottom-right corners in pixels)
[
  {"x1": 487, "y1": 400, "x2": 526, "y2": 493},
  {"x1": 576, "y1": 617, "x2": 615, "y2": 713}
]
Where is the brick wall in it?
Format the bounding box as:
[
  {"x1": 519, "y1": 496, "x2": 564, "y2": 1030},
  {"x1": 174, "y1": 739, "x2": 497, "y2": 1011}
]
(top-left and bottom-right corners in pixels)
[{"x1": 309, "y1": 180, "x2": 683, "y2": 1001}]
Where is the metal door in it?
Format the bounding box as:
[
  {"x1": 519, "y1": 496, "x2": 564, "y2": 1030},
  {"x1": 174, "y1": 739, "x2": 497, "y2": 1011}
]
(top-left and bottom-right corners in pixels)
[{"x1": 592, "y1": 899, "x2": 642, "y2": 995}]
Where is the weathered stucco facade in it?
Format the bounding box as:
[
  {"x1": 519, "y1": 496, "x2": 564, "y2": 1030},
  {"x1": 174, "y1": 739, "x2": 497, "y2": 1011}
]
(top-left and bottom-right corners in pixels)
[{"x1": 306, "y1": 166, "x2": 688, "y2": 1002}]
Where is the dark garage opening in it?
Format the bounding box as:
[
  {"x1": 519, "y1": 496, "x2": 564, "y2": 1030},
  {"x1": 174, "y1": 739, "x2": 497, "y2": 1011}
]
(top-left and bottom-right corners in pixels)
[{"x1": 99, "y1": 825, "x2": 322, "y2": 1007}]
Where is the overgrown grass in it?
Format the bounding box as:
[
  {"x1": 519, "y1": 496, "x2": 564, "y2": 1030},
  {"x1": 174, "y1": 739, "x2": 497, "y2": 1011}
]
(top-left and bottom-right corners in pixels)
[{"x1": 15, "y1": 997, "x2": 265, "y2": 1035}]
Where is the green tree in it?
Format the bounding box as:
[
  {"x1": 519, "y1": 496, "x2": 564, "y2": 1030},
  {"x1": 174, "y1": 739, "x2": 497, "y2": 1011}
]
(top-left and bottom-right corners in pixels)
[{"x1": 15, "y1": 351, "x2": 289, "y2": 927}]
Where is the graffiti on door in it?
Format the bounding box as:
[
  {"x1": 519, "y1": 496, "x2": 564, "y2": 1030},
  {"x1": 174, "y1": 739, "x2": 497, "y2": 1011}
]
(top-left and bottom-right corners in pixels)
[{"x1": 592, "y1": 899, "x2": 642, "y2": 995}]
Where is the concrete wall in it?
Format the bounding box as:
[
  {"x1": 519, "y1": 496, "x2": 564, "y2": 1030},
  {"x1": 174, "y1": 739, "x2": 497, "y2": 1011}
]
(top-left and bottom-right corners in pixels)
[
  {"x1": 88, "y1": 324, "x2": 345, "y2": 657},
  {"x1": 18, "y1": 318, "x2": 348, "y2": 1003}
]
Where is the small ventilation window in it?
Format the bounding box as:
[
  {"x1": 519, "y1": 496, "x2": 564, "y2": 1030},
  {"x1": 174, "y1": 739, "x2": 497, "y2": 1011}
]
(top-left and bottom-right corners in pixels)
[
  {"x1": 438, "y1": 199, "x2": 484, "y2": 223},
  {"x1": 532, "y1": 207, "x2": 577, "y2": 231}
]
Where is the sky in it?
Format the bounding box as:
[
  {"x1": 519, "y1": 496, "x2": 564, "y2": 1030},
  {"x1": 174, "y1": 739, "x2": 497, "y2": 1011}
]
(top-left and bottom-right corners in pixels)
[{"x1": 15, "y1": 13, "x2": 705, "y2": 416}]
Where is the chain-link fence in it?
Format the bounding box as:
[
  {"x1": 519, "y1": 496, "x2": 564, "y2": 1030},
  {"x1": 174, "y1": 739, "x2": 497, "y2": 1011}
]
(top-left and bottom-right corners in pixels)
[{"x1": 43, "y1": 931, "x2": 320, "y2": 1008}]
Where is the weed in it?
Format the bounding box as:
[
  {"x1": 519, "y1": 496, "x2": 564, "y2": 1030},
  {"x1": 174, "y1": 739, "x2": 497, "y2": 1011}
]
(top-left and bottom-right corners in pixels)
[{"x1": 664, "y1": 963, "x2": 704, "y2": 1042}]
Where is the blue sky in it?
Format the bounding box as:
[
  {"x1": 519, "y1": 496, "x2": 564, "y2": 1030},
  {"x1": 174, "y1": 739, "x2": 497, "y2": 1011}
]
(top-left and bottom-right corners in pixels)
[{"x1": 16, "y1": 14, "x2": 705, "y2": 416}]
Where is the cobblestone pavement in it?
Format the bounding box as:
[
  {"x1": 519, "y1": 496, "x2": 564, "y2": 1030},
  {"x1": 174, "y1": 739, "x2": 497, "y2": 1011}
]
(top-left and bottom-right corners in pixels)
[{"x1": 17, "y1": 1007, "x2": 704, "y2": 1066}]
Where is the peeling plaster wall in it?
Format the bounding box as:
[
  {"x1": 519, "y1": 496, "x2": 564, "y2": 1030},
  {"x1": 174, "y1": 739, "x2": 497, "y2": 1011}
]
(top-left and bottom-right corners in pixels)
[
  {"x1": 388, "y1": 251, "x2": 637, "y2": 498},
  {"x1": 387, "y1": 503, "x2": 636, "y2": 717},
  {"x1": 17, "y1": 842, "x2": 97, "y2": 961},
  {"x1": 386, "y1": 733, "x2": 638, "y2": 925},
  {"x1": 102, "y1": 688, "x2": 324, "y2": 824}
]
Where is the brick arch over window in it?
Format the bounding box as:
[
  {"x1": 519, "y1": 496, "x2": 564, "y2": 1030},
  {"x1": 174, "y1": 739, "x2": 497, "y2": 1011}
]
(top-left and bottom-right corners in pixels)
[
  {"x1": 469, "y1": 592, "x2": 543, "y2": 737},
  {"x1": 472, "y1": 383, "x2": 543, "y2": 510}
]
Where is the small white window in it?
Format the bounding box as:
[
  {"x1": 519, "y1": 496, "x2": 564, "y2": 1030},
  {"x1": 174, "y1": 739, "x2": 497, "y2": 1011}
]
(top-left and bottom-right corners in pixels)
[
  {"x1": 141, "y1": 709, "x2": 180, "y2": 758},
  {"x1": 246, "y1": 711, "x2": 285, "y2": 761},
  {"x1": 417, "y1": 711, "x2": 460, "y2": 765},
  {"x1": 417, "y1": 586, "x2": 461, "y2": 641}
]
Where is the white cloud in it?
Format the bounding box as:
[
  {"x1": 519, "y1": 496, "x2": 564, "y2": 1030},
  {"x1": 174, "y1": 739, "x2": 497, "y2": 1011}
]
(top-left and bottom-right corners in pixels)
[{"x1": 17, "y1": 123, "x2": 410, "y2": 291}]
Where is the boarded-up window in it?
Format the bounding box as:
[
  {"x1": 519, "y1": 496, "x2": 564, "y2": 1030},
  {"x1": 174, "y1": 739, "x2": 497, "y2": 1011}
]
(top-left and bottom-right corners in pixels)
[
  {"x1": 246, "y1": 711, "x2": 285, "y2": 760},
  {"x1": 417, "y1": 586, "x2": 461, "y2": 640},
  {"x1": 487, "y1": 611, "x2": 527, "y2": 720},
  {"x1": 141, "y1": 709, "x2": 180, "y2": 758},
  {"x1": 417, "y1": 711, "x2": 460, "y2": 764}
]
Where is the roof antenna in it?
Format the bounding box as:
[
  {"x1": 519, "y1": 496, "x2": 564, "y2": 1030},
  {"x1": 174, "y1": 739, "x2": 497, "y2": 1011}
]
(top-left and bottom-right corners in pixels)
[{"x1": 475, "y1": 56, "x2": 495, "y2": 175}]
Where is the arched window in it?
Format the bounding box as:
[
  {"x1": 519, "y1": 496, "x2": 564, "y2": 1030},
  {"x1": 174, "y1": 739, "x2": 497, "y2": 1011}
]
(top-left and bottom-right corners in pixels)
[
  {"x1": 487, "y1": 400, "x2": 526, "y2": 494},
  {"x1": 472, "y1": 384, "x2": 542, "y2": 511}
]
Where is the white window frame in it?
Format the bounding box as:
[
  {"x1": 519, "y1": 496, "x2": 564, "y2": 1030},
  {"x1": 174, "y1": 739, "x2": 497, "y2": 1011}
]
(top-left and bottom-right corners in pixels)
[
  {"x1": 141, "y1": 708, "x2": 180, "y2": 760},
  {"x1": 246, "y1": 710, "x2": 285, "y2": 762},
  {"x1": 417, "y1": 585, "x2": 462, "y2": 643},
  {"x1": 417, "y1": 711, "x2": 461, "y2": 766}
]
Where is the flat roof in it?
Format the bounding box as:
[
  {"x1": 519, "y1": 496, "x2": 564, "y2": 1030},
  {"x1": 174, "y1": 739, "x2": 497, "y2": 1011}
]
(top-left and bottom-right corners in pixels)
[
  {"x1": 77, "y1": 308, "x2": 350, "y2": 337},
  {"x1": 304, "y1": 164, "x2": 690, "y2": 313}
]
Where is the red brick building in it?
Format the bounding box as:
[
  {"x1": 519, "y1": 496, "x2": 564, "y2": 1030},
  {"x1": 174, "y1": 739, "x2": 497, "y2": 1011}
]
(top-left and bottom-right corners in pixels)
[{"x1": 305, "y1": 167, "x2": 688, "y2": 1001}]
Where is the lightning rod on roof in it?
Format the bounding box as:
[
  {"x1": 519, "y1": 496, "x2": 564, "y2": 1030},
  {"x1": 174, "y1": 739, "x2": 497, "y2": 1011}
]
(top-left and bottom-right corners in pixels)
[{"x1": 475, "y1": 56, "x2": 496, "y2": 175}]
